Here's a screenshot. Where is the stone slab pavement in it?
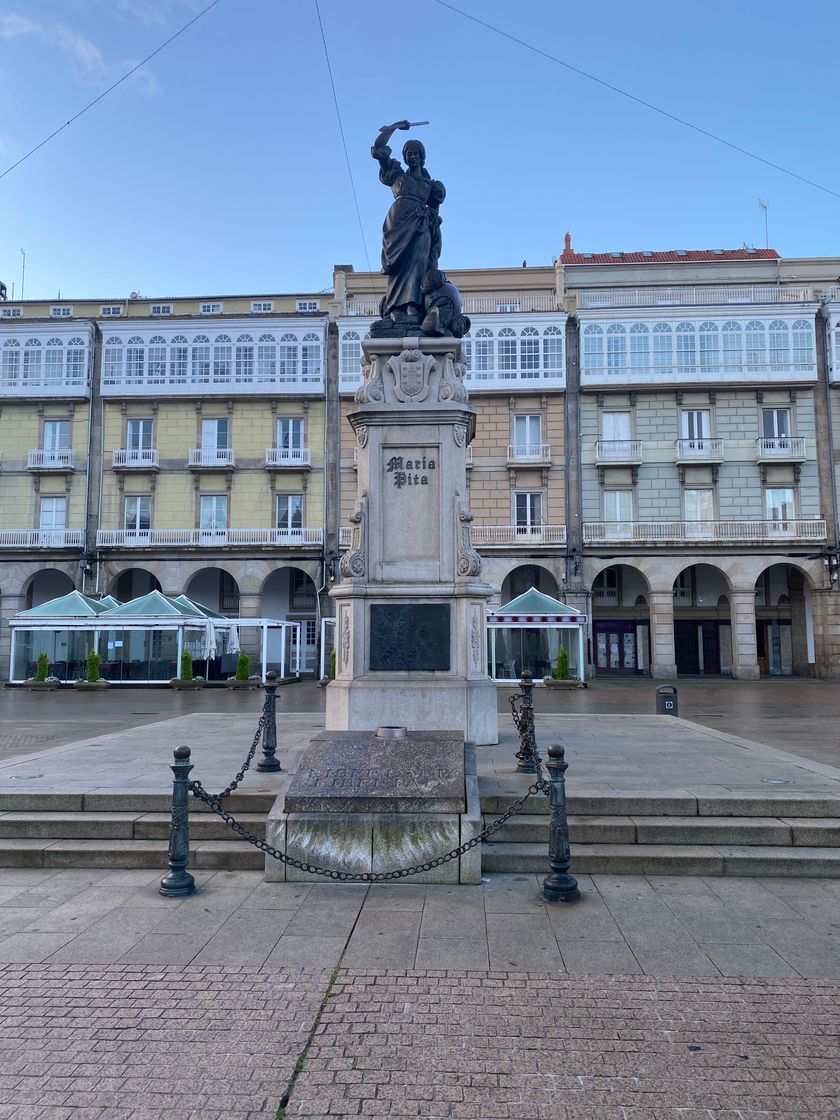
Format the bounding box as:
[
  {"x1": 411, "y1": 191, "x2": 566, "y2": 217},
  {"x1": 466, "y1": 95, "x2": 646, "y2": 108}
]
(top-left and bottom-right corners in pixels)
[{"x1": 0, "y1": 868, "x2": 839, "y2": 1118}]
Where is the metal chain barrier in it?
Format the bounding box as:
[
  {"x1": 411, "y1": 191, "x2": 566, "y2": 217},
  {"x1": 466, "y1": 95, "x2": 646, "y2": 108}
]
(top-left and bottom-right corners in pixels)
[
  {"x1": 212, "y1": 713, "x2": 265, "y2": 802},
  {"x1": 187, "y1": 773, "x2": 549, "y2": 882}
]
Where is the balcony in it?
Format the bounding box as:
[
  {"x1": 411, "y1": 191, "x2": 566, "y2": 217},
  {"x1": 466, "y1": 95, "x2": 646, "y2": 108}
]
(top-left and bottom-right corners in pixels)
[
  {"x1": 112, "y1": 448, "x2": 160, "y2": 470},
  {"x1": 466, "y1": 445, "x2": 473, "y2": 468},
  {"x1": 470, "y1": 524, "x2": 567, "y2": 547},
  {"x1": 339, "y1": 525, "x2": 352, "y2": 547},
  {"x1": 188, "y1": 448, "x2": 236, "y2": 469},
  {"x1": 675, "y1": 438, "x2": 724, "y2": 464},
  {"x1": 96, "y1": 527, "x2": 324, "y2": 548},
  {"x1": 592, "y1": 587, "x2": 619, "y2": 606},
  {"x1": 265, "y1": 447, "x2": 311, "y2": 470},
  {"x1": 755, "y1": 437, "x2": 806, "y2": 462},
  {"x1": 578, "y1": 285, "x2": 815, "y2": 310},
  {"x1": 28, "y1": 449, "x2": 75, "y2": 471},
  {"x1": 595, "y1": 440, "x2": 642, "y2": 466},
  {"x1": 583, "y1": 519, "x2": 826, "y2": 544},
  {"x1": 506, "y1": 443, "x2": 551, "y2": 466},
  {"x1": 0, "y1": 529, "x2": 83, "y2": 548}
]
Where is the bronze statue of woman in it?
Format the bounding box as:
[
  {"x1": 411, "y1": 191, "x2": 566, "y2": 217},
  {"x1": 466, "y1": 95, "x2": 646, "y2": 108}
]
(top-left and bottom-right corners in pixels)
[{"x1": 371, "y1": 120, "x2": 446, "y2": 335}]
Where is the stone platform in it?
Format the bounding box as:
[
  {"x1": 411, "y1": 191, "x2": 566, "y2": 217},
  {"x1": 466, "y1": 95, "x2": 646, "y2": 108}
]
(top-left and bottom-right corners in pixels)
[{"x1": 265, "y1": 730, "x2": 481, "y2": 884}]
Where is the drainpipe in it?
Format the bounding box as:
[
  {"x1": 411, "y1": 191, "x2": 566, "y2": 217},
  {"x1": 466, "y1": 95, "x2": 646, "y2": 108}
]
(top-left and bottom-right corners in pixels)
[{"x1": 818, "y1": 307, "x2": 840, "y2": 550}]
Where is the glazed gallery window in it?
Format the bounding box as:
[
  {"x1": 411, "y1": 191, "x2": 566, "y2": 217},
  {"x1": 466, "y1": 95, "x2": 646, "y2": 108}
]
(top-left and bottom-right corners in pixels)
[
  {"x1": 124, "y1": 496, "x2": 151, "y2": 531},
  {"x1": 43, "y1": 420, "x2": 71, "y2": 450},
  {"x1": 39, "y1": 497, "x2": 67, "y2": 530},
  {"x1": 514, "y1": 492, "x2": 542, "y2": 532},
  {"x1": 199, "y1": 495, "x2": 228, "y2": 531},
  {"x1": 277, "y1": 494, "x2": 303, "y2": 532}
]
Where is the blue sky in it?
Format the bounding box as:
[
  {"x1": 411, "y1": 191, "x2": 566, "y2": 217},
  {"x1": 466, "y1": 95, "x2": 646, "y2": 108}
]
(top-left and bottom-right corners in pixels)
[{"x1": 2, "y1": 0, "x2": 839, "y2": 300}]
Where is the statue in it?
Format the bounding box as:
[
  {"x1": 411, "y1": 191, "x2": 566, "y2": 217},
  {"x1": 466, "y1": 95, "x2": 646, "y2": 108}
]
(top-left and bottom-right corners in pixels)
[{"x1": 370, "y1": 121, "x2": 467, "y2": 339}]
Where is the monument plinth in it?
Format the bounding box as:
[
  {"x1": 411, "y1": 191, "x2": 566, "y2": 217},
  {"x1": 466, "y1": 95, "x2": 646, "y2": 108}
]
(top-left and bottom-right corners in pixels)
[{"x1": 325, "y1": 335, "x2": 498, "y2": 746}]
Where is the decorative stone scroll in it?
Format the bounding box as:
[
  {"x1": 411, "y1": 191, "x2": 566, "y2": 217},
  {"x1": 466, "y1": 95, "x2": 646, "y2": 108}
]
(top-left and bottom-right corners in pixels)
[
  {"x1": 456, "y1": 498, "x2": 482, "y2": 577},
  {"x1": 355, "y1": 344, "x2": 468, "y2": 406},
  {"x1": 339, "y1": 493, "x2": 367, "y2": 579}
]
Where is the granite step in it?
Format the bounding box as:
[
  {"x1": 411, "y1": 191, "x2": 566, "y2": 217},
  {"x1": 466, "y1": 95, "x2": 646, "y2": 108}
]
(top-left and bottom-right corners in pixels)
[
  {"x1": 0, "y1": 837, "x2": 263, "y2": 870},
  {"x1": 488, "y1": 815, "x2": 840, "y2": 847},
  {"x1": 0, "y1": 812, "x2": 267, "y2": 842},
  {"x1": 481, "y1": 842, "x2": 840, "y2": 877},
  {"x1": 0, "y1": 791, "x2": 278, "y2": 814}
]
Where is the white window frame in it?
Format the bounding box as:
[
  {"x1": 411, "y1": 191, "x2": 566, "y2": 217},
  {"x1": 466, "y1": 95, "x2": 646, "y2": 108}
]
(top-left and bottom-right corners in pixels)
[
  {"x1": 150, "y1": 304, "x2": 172, "y2": 316},
  {"x1": 276, "y1": 493, "x2": 303, "y2": 532},
  {"x1": 127, "y1": 418, "x2": 154, "y2": 451},
  {"x1": 199, "y1": 494, "x2": 228, "y2": 531},
  {"x1": 201, "y1": 417, "x2": 229, "y2": 451},
  {"x1": 277, "y1": 417, "x2": 304, "y2": 450},
  {"x1": 50, "y1": 306, "x2": 73, "y2": 318},
  {"x1": 1, "y1": 307, "x2": 22, "y2": 318},
  {"x1": 39, "y1": 496, "x2": 67, "y2": 531},
  {"x1": 200, "y1": 302, "x2": 223, "y2": 315},
  {"x1": 296, "y1": 299, "x2": 319, "y2": 312},
  {"x1": 124, "y1": 494, "x2": 151, "y2": 531},
  {"x1": 100, "y1": 305, "x2": 122, "y2": 317},
  {"x1": 513, "y1": 491, "x2": 543, "y2": 532},
  {"x1": 252, "y1": 300, "x2": 274, "y2": 313},
  {"x1": 513, "y1": 413, "x2": 542, "y2": 447}
]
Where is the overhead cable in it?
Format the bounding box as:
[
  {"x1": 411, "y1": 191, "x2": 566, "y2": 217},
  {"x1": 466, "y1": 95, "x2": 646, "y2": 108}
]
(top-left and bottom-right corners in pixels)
[
  {"x1": 432, "y1": 0, "x2": 840, "y2": 202},
  {"x1": 0, "y1": 0, "x2": 225, "y2": 182}
]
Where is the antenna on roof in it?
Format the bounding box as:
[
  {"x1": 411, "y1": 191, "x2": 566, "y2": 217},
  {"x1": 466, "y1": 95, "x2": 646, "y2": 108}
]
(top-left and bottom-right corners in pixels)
[{"x1": 758, "y1": 199, "x2": 769, "y2": 249}]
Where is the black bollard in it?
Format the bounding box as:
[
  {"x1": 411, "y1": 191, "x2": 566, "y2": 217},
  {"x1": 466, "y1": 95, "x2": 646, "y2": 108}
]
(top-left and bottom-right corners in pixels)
[
  {"x1": 159, "y1": 745, "x2": 196, "y2": 897},
  {"x1": 257, "y1": 670, "x2": 282, "y2": 772},
  {"x1": 542, "y1": 741, "x2": 580, "y2": 904},
  {"x1": 514, "y1": 670, "x2": 537, "y2": 774}
]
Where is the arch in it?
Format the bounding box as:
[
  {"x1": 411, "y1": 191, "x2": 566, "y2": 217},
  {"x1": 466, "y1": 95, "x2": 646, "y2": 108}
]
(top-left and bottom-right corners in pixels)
[
  {"x1": 111, "y1": 567, "x2": 161, "y2": 601},
  {"x1": 501, "y1": 564, "x2": 559, "y2": 604},
  {"x1": 185, "y1": 566, "x2": 240, "y2": 616},
  {"x1": 590, "y1": 563, "x2": 652, "y2": 676},
  {"x1": 261, "y1": 565, "x2": 319, "y2": 673},
  {"x1": 753, "y1": 561, "x2": 816, "y2": 678},
  {"x1": 672, "y1": 563, "x2": 733, "y2": 676},
  {"x1": 23, "y1": 569, "x2": 74, "y2": 609}
]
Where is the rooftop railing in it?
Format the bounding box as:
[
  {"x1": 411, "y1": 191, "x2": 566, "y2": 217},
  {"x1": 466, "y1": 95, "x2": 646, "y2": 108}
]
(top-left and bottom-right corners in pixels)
[
  {"x1": 578, "y1": 286, "x2": 815, "y2": 309},
  {"x1": 344, "y1": 293, "x2": 561, "y2": 315}
]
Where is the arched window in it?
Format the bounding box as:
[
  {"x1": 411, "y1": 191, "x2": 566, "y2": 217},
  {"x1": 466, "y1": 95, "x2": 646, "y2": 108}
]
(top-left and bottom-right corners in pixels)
[
  {"x1": 235, "y1": 334, "x2": 254, "y2": 382},
  {"x1": 498, "y1": 327, "x2": 517, "y2": 374},
  {"x1": 792, "y1": 319, "x2": 813, "y2": 370},
  {"x1": 520, "y1": 326, "x2": 539, "y2": 376},
  {"x1": 23, "y1": 338, "x2": 43, "y2": 380},
  {"x1": 629, "y1": 323, "x2": 649, "y2": 370},
  {"x1": 192, "y1": 334, "x2": 211, "y2": 383},
  {"x1": 301, "y1": 332, "x2": 321, "y2": 381},
  {"x1": 768, "y1": 320, "x2": 790, "y2": 371},
  {"x1": 745, "y1": 320, "x2": 765, "y2": 370},
  {"x1": 675, "y1": 322, "x2": 696, "y2": 371},
  {"x1": 2, "y1": 338, "x2": 21, "y2": 381},
  {"x1": 147, "y1": 335, "x2": 167, "y2": 384},
  {"x1": 581, "y1": 324, "x2": 603, "y2": 371},
  {"x1": 722, "y1": 321, "x2": 742, "y2": 370},
  {"x1": 126, "y1": 336, "x2": 144, "y2": 383},
  {"x1": 44, "y1": 338, "x2": 64, "y2": 382},
  {"x1": 652, "y1": 323, "x2": 672, "y2": 370},
  {"x1": 340, "y1": 331, "x2": 361, "y2": 379},
  {"x1": 474, "y1": 328, "x2": 494, "y2": 374},
  {"x1": 103, "y1": 336, "x2": 123, "y2": 384},
  {"x1": 257, "y1": 333, "x2": 277, "y2": 380},
  {"x1": 213, "y1": 334, "x2": 232, "y2": 382},
  {"x1": 66, "y1": 337, "x2": 86, "y2": 382},
  {"x1": 170, "y1": 335, "x2": 189, "y2": 383},
  {"x1": 606, "y1": 323, "x2": 627, "y2": 369},
  {"x1": 278, "y1": 333, "x2": 299, "y2": 380},
  {"x1": 699, "y1": 322, "x2": 719, "y2": 371},
  {"x1": 461, "y1": 330, "x2": 472, "y2": 374},
  {"x1": 542, "y1": 325, "x2": 562, "y2": 373}
]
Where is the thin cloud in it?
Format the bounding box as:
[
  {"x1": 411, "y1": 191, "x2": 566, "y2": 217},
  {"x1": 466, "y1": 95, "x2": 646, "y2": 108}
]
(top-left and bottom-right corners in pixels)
[{"x1": 0, "y1": 13, "x2": 108, "y2": 82}]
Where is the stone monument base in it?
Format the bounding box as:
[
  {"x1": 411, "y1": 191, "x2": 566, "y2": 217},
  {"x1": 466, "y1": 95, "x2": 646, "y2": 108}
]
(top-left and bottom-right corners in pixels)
[
  {"x1": 325, "y1": 675, "x2": 498, "y2": 746},
  {"x1": 265, "y1": 730, "x2": 481, "y2": 884}
]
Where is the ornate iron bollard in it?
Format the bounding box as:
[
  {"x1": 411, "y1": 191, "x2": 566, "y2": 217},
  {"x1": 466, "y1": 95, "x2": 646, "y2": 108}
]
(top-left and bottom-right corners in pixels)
[
  {"x1": 542, "y1": 741, "x2": 580, "y2": 903},
  {"x1": 510, "y1": 669, "x2": 538, "y2": 774},
  {"x1": 159, "y1": 745, "x2": 196, "y2": 897},
  {"x1": 257, "y1": 670, "x2": 282, "y2": 772}
]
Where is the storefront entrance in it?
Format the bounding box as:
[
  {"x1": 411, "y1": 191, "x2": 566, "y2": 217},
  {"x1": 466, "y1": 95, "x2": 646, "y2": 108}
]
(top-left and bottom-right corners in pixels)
[{"x1": 594, "y1": 620, "x2": 650, "y2": 675}]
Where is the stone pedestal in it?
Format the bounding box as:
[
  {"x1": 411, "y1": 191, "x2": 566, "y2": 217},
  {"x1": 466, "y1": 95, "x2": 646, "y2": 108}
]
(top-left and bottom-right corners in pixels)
[{"x1": 325, "y1": 336, "x2": 498, "y2": 745}]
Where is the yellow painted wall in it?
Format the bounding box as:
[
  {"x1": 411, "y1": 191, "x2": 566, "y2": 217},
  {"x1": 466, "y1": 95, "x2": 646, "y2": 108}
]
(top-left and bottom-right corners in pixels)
[{"x1": 0, "y1": 403, "x2": 89, "y2": 529}]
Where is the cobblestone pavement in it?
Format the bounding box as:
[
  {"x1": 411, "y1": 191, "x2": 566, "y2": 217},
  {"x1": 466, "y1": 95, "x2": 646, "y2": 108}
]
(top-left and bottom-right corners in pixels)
[
  {"x1": 289, "y1": 970, "x2": 840, "y2": 1119},
  {"x1": 0, "y1": 963, "x2": 330, "y2": 1120}
]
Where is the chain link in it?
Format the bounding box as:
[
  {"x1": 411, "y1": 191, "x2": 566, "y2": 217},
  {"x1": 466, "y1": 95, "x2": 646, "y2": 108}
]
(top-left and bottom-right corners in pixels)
[
  {"x1": 189, "y1": 776, "x2": 549, "y2": 882},
  {"x1": 213, "y1": 712, "x2": 266, "y2": 802}
]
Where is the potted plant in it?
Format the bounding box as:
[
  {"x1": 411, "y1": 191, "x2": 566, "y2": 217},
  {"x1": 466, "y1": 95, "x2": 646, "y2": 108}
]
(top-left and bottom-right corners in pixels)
[
  {"x1": 225, "y1": 652, "x2": 259, "y2": 689},
  {"x1": 543, "y1": 647, "x2": 581, "y2": 689},
  {"x1": 23, "y1": 652, "x2": 60, "y2": 690},
  {"x1": 74, "y1": 649, "x2": 110, "y2": 688},
  {"x1": 169, "y1": 649, "x2": 205, "y2": 689}
]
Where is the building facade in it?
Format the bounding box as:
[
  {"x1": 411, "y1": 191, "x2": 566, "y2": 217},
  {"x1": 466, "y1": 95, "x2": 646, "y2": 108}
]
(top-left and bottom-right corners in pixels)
[{"x1": 2, "y1": 246, "x2": 839, "y2": 681}]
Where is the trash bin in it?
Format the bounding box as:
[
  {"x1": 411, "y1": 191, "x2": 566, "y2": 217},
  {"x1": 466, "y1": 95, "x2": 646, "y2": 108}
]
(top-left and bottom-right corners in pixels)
[{"x1": 655, "y1": 685, "x2": 678, "y2": 717}]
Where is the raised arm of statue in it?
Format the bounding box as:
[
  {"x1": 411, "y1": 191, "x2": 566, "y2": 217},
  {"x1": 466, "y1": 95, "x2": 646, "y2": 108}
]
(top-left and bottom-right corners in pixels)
[{"x1": 371, "y1": 120, "x2": 410, "y2": 187}]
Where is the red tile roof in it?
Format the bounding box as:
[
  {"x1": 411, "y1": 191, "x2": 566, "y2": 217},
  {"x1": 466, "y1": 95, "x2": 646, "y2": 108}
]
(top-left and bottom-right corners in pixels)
[{"x1": 560, "y1": 241, "x2": 780, "y2": 265}]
